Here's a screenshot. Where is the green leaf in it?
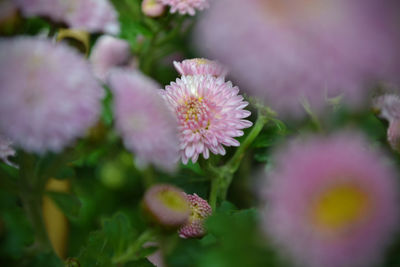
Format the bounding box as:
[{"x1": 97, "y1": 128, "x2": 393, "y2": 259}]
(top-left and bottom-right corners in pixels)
[{"x1": 46, "y1": 191, "x2": 81, "y2": 220}]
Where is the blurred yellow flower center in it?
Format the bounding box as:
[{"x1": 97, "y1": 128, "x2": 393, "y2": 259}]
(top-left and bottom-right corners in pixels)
[
  {"x1": 157, "y1": 190, "x2": 189, "y2": 212},
  {"x1": 312, "y1": 183, "x2": 370, "y2": 232}
]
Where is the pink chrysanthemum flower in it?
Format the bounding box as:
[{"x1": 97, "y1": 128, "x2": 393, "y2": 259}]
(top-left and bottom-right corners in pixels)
[
  {"x1": 109, "y1": 70, "x2": 180, "y2": 171},
  {"x1": 373, "y1": 94, "x2": 400, "y2": 151},
  {"x1": 15, "y1": 0, "x2": 120, "y2": 34},
  {"x1": 0, "y1": 37, "x2": 103, "y2": 154},
  {"x1": 0, "y1": 134, "x2": 17, "y2": 168},
  {"x1": 173, "y1": 58, "x2": 228, "y2": 78},
  {"x1": 90, "y1": 36, "x2": 132, "y2": 82},
  {"x1": 195, "y1": 0, "x2": 400, "y2": 117},
  {"x1": 141, "y1": 0, "x2": 165, "y2": 18},
  {"x1": 143, "y1": 184, "x2": 190, "y2": 228},
  {"x1": 160, "y1": 75, "x2": 252, "y2": 164},
  {"x1": 260, "y1": 132, "x2": 400, "y2": 267},
  {"x1": 160, "y1": 0, "x2": 209, "y2": 16},
  {"x1": 179, "y1": 193, "x2": 212, "y2": 238}
]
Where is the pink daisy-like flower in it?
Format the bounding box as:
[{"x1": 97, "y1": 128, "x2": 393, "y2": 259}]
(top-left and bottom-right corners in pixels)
[
  {"x1": 0, "y1": 134, "x2": 17, "y2": 168},
  {"x1": 90, "y1": 35, "x2": 132, "y2": 82},
  {"x1": 15, "y1": 0, "x2": 120, "y2": 34},
  {"x1": 173, "y1": 58, "x2": 228, "y2": 78},
  {"x1": 160, "y1": 75, "x2": 252, "y2": 164},
  {"x1": 373, "y1": 94, "x2": 400, "y2": 151},
  {"x1": 179, "y1": 193, "x2": 212, "y2": 238},
  {"x1": 143, "y1": 184, "x2": 190, "y2": 228},
  {"x1": 195, "y1": 0, "x2": 400, "y2": 117},
  {"x1": 260, "y1": 132, "x2": 400, "y2": 267},
  {"x1": 0, "y1": 37, "x2": 103, "y2": 154},
  {"x1": 141, "y1": 0, "x2": 165, "y2": 18},
  {"x1": 160, "y1": 0, "x2": 209, "y2": 16},
  {"x1": 109, "y1": 70, "x2": 180, "y2": 171}
]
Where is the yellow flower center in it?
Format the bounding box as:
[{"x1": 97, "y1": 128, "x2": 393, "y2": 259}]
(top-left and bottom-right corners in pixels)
[
  {"x1": 157, "y1": 190, "x2": 189, "y2": 212},
  {"x1": 311, "y1": 183, "x2": 371, "y2": 233},
  {"x1": 194, "y1": 58, "x2": 209, "y2": 65}
]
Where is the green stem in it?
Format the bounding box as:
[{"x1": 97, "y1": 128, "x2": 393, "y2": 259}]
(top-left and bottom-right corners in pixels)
[
  {"x1": 112, "y1": 229, "x2": 157, "y2": 264},
  {"x1": 208, "y1": 110, "x2": 269, "y2": 208},
  {"x1": 19, "y1": 152, "x2": 51, "y2": 252},
  {"x1": 142, "y1": 167, "x2": 155, "y2": 188}
]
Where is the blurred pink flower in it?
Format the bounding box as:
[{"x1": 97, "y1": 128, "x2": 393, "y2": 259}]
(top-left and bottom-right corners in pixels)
[
  {"x1": 260, "y1": 132, "x2": 400, "y2": 267},
  {"x1": 160, "y1": 0, "x2": 209, "y2": 16},
  {"x1": 173, "y1": 58, "x2": 227, "y2": 78},
  {"x1": 0, "y1": 134, "x2": 17, "y2": 168},
  {"x1": 15, "y1": 0, "x2": 120, "y2": 34},
  {"x1": 109, "y1": 70, "x2": 180, "y2": 171},
  {"x1": 90, "y1": 35, "x2": 132, "y2": 82},
  {"x1": 141, "y1": 0, "x2": 165, "y2": 18},
  {"x1": 179, "y1": 193, "x2": 212, "y2": 238},
  {"x1": 195, "y1": 0, "x2": 400, "y2": 117},
  {"x1": 143, "y1": 184, "x2": 190, "y2": 228},
  {"x1": 0, "y1": 37, "x2": 103, "y2": 154},
  {"x1": 160, "y1": 75, "x2": 252, "y2": 164}
]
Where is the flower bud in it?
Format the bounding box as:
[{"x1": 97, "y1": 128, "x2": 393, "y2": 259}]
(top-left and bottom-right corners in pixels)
[{"x1": 143, "y1": 184, "x2": 190, "y2": 228}]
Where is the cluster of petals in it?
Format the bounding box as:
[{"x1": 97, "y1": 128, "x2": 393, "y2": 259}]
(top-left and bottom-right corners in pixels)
[
  {"x1": 195, "y1": 0, "x2": 400, "y2": 117},
  {"x1": 0, "y1": 134, "x2": 17, "y2": 168},
  {"x1": 90, "y1": 35, "x2": 133, "y2": 82},
  {"x1": 160, "y1": 75, "x2": 252, "y2": 164},
  {"x1": 173, "y1": 58, "x2": 228, "y2": 78},
  {"x1": 159, "y1": 0, "x2": 209, "y2": 16},
  {"x1": 373, "y1": 94, "x2": 400, "y2": 151},
  {"x1": 109, "y1": 70, "x2": 180, "y2": 171},
  {"x1": 179, "y1": 193, "x2": 212, "y2": 238},
  {"x1": 15, "y1": 0, "x2": 120, "y2": 34},
  {"x1": 0, "y1": 37, "x2": 103, "y2": 154},
  {"x1": 143, "y1": 184, "x2": 190, "y2": 228},
  {"x1": 260, "y1": 132, "x2": 399, "y2": 267}
]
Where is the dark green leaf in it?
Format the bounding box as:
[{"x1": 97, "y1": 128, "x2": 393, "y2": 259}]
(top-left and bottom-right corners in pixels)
[{"x1": 46, "y1": 191, "x2": 81, "y2": 220}]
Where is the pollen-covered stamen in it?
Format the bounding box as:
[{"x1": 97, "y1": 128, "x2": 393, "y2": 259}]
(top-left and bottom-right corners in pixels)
[{"x1": 177, "y1": 96, "x2": 212, "y2": 131}]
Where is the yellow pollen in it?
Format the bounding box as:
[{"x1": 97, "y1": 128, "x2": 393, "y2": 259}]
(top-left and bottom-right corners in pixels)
[
  {"x1": 311, "y1": 183, "x2": 371, "y2": 233},
  {"x1": 194, "y1": 58, "x2": 208, "y2": 65}
]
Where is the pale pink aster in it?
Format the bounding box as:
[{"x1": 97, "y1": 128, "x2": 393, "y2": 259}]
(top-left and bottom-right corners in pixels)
[
  {"x1": 195, "y1": 0, "x2": 400, "y2": 117},
  {"x1": 109, "y1": 70, "x2": 180, "y2": 171},
  {"x1": 90, "y1": 35, "x2": 132, "y2": 82},
  {"x1": 160, "y1": 0, "x2": 209, "y2": 16},
  {"x1": 260, "y1": 132, "x2": 400, "y2": 267},
  {"x1": 143, "y1": 184, "x2": 190, "y2": 228},
  {"x1": 0, "y1": 37, "x2": 103, "y2": 154},
  {"x1": 141, "y1": 0, "x2": 165, "y2": 18},
  {"x1": 15, "y1": 0, "x2": 120, "y2": 34},
  {"x1": 178, "y1": 193, "x2": 212, "y2": 238},
  {"x1": 0, "y1": 134, "x2": 17, "y2": 168},
  {"x1": 173, "y1": 58, "x2": 228, "y2": 78},
  {"x1": 160, "y1": 75, "x2": 252, "y2": 164}
]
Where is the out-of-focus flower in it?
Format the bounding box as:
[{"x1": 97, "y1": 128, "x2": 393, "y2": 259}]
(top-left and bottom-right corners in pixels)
[
  {"x1": 90, "y1": 35, "x2": 132, "y2": 82},
  {"x1": 178, "y1": 193, "x2": 212, "y2": 238},
  {"x1": 15, "y1": 0, "x2": 120, "y2": 34},
  {"x1": 195, "y1": 0, "x2": 400, "y2": 117},
  {"x1": 160, "y1": 75, "x2": 252, "y2": 164},
  {"x1": 143, "y1": 184, "x2": 190, "y2": 228},
  {"x1": 0, "y1": 37, "x2": 103, "y2": 154},
  {"x1": 173, "y1": 58, "x2": 227, "y2": 78},
  {"x1": 109, "y1": 70, "x2": 179, "y2": 171},
  {"x1": 160, "y1": 0, "x2": 209, "y2": 16},
  {"x1": 260, "y1": 132, "x2": 400, "y2": 267},
  {"x1": 373, "y1": 94, "x2": 400, "y2": 151},
  {"x1": 141, "y1": 0, "x2": 165, "y2": 18},
  {"x1": 0, "y1": 134, "x2": 17, "y2": 168}
]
